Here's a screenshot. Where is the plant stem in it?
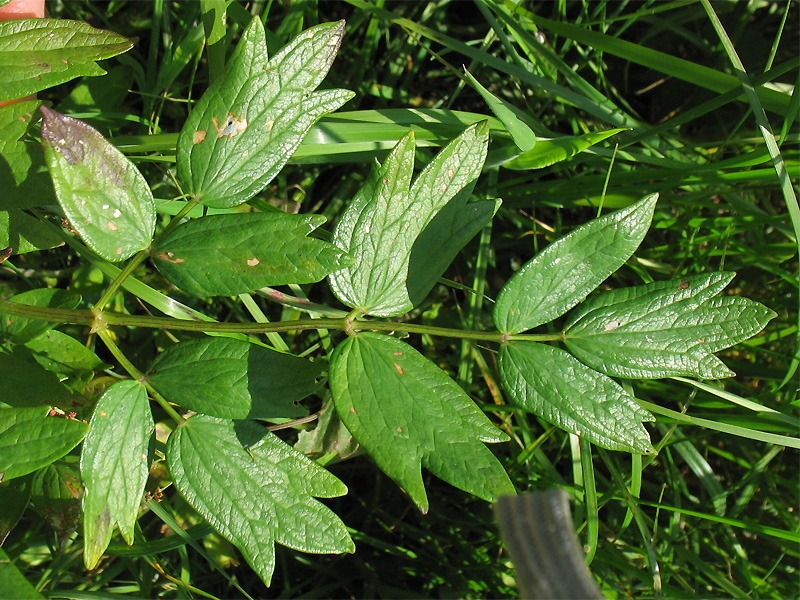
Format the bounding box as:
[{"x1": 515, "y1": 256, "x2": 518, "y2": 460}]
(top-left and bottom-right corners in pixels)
[
  {"x1": 97, "y1": 330, "x2": 185, "y2": 426},
  {"x1": 0, "y1": 299, "x2": 563, "y2": 343},
  {"x1": 93, "y1": 201, "x2": 197, "y2": 311}
]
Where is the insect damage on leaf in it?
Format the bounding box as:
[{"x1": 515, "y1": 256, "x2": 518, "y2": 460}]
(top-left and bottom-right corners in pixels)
[{"x1": 212, "y1": 113, "x2": 248, "y2": 138}]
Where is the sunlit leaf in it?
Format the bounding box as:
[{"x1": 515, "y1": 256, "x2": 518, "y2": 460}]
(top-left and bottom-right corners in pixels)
[
  {"x1": 0, "y1": 19, "x2": 133, "y2": 102},
  {"x1": 499, "y1": 342, "x2": 654, "y2": 454},
  {"x1": 330, "y1": 332, "x2": 514, "y2": 513},
  {"x1": 177, "y1": 18, "x2": 354, "y2": 207},
  {"x1": 81, "y1": 380, "x2": 153, "y2": 569},
  {"x1": 494, "y1": 194, "x2": 657, "y2": 333},
  {"x1": 500, "y1": 129, "x2": 628, "y2": 170},
  {"x1": 152, "y1": 212, "x2": 349, "y2": 297},
  {"x1": 564, "y1": 272, "x2": 778, "y2": 379},
  {"x1": 330, "y1": 121, "x2": 494, "y2": 317},
  {"x1": 40, "y1": 107, "x2": 156, "y2": 261},
  {"x1": 167, "y1": 415, "x2": 354, "y2": 586}
]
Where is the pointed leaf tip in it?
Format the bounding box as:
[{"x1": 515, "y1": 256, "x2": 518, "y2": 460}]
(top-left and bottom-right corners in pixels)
[{"x1": 494, "y1": 194, "x2": 658, "y2": 333}]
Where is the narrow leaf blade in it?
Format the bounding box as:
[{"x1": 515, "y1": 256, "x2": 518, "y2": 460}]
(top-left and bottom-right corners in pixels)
[
  {"x1": 40, "y1": 107, "x2": 156, "y2": 261},
  {"x1": 0, "y1": 406, "x2": 88, "y2": 482},
  {"x1": 152, "y1": 212, "x2": 349, "y2": 296},
  {"x1": 167, "y1": 415, "x2": 354, "y2": 586},
  {"x1": 330, "y1": 333, "x2": 514, "y2": 513},
  {"x1": 148, "y1": 337, "x2": 322, "y2": 419},
  {"x1": 499, "y1": 342, "x2": 654, "y2": 454},
  {"x1": 177, "y1": 19, "x2": 354, "y2": 207},
  {"x1": 494, "y1": 194, "x2": 658, "y2": 333},
  {"x1": 564, "y1": 272, "x2": 778, "y2": 379},
  {"x1": 81, "y1": 380, "x2": 153, "y2": 569},
  {"x1": 502, "y1": 129, "x2": 628, "y2": 170}
]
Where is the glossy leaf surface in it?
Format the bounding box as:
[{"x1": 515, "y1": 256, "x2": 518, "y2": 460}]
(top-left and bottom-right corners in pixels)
[
  {"x1": 330, "y1": 332, "x2": 514, "y2": 513},
  {"x1": 329, "y1": 121, "x2": 494, "y2": 316},
  {"x1": 152, "y1": 212, "x2": 349, "y2": 297},
  {"x1": 177, "y1": 19, "x2": 354, "y2": 207},
  {"x1": 0, "y1": 19, "x2": 133, "y2": 102},
  {"x1": 0, "y1": 406, "x2": 88, "y2": 482},
  {"x1": 40, "y1": 107, "x2": 156, "y2": 261},
  {"x1": 499, "y1": 342, "x2": 654, "y2": 454},
  {"x1": 167, "y1": 415, "x2": 354, "y2": 586},
  {"x1": 494, "y1": 194, "x2": 658, "y2": 333},
  {"x1": 148, "y1": 337, "x2": 322, "y2": 419},
  {"x1": 81, "y1": 381, "x2": 153, "y2": 569},
  {"x1": 564, "y1": 272, "x2": 777, "y2": 379}
]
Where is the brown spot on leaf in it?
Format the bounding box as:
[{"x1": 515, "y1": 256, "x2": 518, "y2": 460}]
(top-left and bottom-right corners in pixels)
[
  {"x1": 106, "y1": 221, "x2": 117, "y2": 231},
  {"x1": 212, "y1": 112, "x2": 247, "y2": 138},
  {"x1": 154, "y1": 251, "x2": 185, "y2": 264},
  {"x1": 394, "y1": 362, "x2": 404, "y2": 376},
  {"x1": 247, "y1": 257, "x2": 260, "y2": 267},
  {"x1": 193, "y1": 130, "x2": 207, "y2": 144},
  {"x1": 677, "y1": 278, "x2": 689, "y2": 291}
]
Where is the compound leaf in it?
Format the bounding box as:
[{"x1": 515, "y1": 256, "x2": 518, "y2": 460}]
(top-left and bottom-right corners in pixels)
[
  {"x1": 499, "y1": 342, "x2": 654, "y2": 454},
  {"x1": 40, "y1": 107, "x2": 156, "y2": 262},
  {"x1": 330, "y1": 332, "x2": 514, "y2": 513},
  {"x1": 494, "y1": 194, "x2": 657, "y2": 333},
  {"x1": 167, "y1": 415, "x2": 354, "y2": 586},
  {"x1": 0, "y1": 19, "x2": 133, "y2": 102},
  {"x1": 81, "y1": 380, "x2": 153, "y2": 569},
  {"x1": 177, "y1": 18, "x2": 354, "y2": 208},
  {"x1": 0, "y1": 405, "x2": 88, "y2": 483},
  {"x1": 329, "y1": 121, "x2": 493, "y2": 317},
  {"x1": 152, "y1": 212, "x2": 349, "y2": 297},
  {"x1": 564, "y1": 272, "x2": 777, "y2": 379},
  {"x1": 148, "y1": 337, "x2": 322, "y2": 419}
]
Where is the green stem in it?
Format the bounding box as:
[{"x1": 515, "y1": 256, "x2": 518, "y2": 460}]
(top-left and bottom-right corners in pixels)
[
  {"x1": 97, "y1": 330, "x2": 185, "y2": 426},
  {"x1": 93, "y1": 201, "x2": 198, "y2": 311},
  {"x1": 0, "y1": 299, "x2": 563, "y2": 343}
]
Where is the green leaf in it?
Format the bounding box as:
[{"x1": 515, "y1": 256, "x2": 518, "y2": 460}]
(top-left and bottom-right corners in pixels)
[
  {"x1": 177, "y1": 18, "x2": 354, "y2": 207},
  {"x1": 463, "y1": 67, "x2": 536, "y2": 152},
  {"x1": 0, "y1": 405, "x2": 88, "y2": 483},
  {"x1": 30, "y1": 455, "x2": 83, "y2": 548},
  {"x1": 295, "y1": 400, "x2": 358, "y2": 460},
  {"x1": 0, "y1": 549, "x2": 44, "y2": 600},
  {"x1": 23, "y1": 330, "x2": 106, "y2": 376},
  {"x1": 40, "y1": 106, "x2": 156, "y2": 262},
  {"x1": 564, "y1": 272, "x2": 778, "y2": 379},
  {"x1": 500, "y1": 129, "x2": 628, "y2": 170},
  {"x1": 494, "y1": 194, "x2": 658, "y2": 334},
  {"x1": 499, "y1": 342, "x2": 654, "y2": 453},
  {"x1": 329, "y1": 121, "x2": 493, "y2": 317},
  {"x1": 152, "y1": 212, "x2": 349, "y2": 297},
  {"x1": 148, "y1": 337, "x2": 322, "y2": 419},
  {"x1": 0, "y1": 476, "x2": 31, "y2": 546},
  {"x1": 0, "y1": 19, "x2": 133, "y2": 102},
  {"x1": 0, "y1": 288, "x2": 79, "y2": 344},
  {"x1": 0, "y1": 352, "x2": 76, "y2": 408},
  {"x1": 81, "y1": 380, "x2": 153, "y2": 569},
  {"x1": 167, "y1": 415, "x2": 354, "y2": 586},
  {"x1": 0, "y1": 101, "x2": 62, "y2": 254},
  {"x1": 330, "y1": 332, "x2": 514, "y2": 513}
]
